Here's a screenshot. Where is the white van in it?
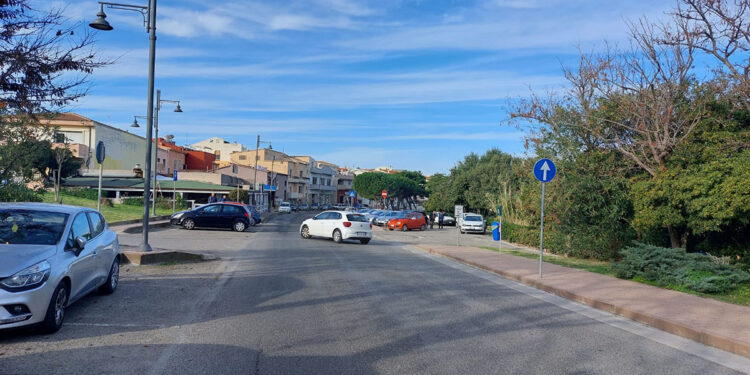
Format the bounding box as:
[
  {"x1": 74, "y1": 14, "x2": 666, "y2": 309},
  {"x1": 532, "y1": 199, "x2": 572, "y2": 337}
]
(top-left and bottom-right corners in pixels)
[{"x1": 279, "y1": 201, "x2": 292, "y2": 213}]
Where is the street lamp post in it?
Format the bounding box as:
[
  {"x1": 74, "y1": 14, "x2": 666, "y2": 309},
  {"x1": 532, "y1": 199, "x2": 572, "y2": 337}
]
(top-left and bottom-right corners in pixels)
[
  {"x1": 252, "y1": 135, "x2": 272, "y2": 206},
  {"x1": 151, "y1": 89, "x2": 182, "y2": 216},
  {"x1": 90, "y1": 0, "x2": 157, "y2": 252}
]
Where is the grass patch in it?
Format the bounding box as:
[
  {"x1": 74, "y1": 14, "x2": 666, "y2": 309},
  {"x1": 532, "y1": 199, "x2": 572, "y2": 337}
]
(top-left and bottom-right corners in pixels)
[
  {"x1": 42, "y1": 191, "x2": 175, "y2": 223},
  {"x1": 479, "y1": 245, "x2": 750, "y2": 306}
]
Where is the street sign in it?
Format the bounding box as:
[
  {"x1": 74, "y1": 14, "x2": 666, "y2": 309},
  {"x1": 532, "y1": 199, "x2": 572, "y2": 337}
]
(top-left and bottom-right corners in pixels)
[
  {"x1": 381, "y1": 190, "x2": 387, "y2": 198},
  {"x1": 533, "y1": 158, "x2": 557, "y2": 183},
  {"x1": 497, "y1": 205, "x2": 502, "y2": 216},
  {"x1": 173, "y1": 170, "x2": 178, "y2": 181},
  {"x1": 349, "y1": 190, "x2": 356, "y2": 198},
  {"x1": 262, "y1": 184, "x2": 277, "y2": 191},
  {"x1": 533, "y1": 158, "x2": 557, "y2": 278},
  {"x1": 454, "y1": 205, "x2": 463, "y2": 218},
  {"x1": 95, "y1": 141, "x2": 106, "y2": 163}
]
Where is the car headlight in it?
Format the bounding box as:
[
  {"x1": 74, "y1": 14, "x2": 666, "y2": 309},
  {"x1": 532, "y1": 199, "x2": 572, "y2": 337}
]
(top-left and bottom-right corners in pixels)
[
  {"x1": 172, "y1": 212, "x2": 184, "y2": 219},
  {"x1": 1, "y1": 260, "x2": 51, "y2": 291}
]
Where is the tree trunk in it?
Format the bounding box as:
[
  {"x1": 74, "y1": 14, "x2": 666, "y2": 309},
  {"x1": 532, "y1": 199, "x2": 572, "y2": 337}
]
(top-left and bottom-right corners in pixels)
[
  {"x1": 55, "y1": 166, "x2": 62, "y2": 203},
  {"x1": 667, "y1": 225, "x2": 682, "y2": 248}
]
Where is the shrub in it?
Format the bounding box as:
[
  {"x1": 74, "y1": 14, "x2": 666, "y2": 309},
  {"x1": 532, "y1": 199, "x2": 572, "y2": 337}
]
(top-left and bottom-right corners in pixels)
[
  {"x1": 0, "y1": 182, "x2": 42, "y2": 202},
  {"x1": 496, "y1": 219, "x2": 538, "y2": 248},
  {"x1": 61, "y1": 187, "x2": 99, "y2": 200},
  {"x1": 613, "y1": 243, "x2": 750, "y2": 294}
]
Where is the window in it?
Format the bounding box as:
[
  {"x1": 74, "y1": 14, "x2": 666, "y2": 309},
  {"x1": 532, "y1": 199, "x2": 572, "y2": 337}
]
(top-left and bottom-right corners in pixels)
[
  {"x1": 203, "y1": 205, "x2": 222, "y2": 214},
  {"x1": 312, "y1": 177, "x2": 318, "y2": 184},
  {"x1": 330, "y1": 212, "x2": 342, "y2": 220},
  {"x1": 346, "y1": 214, "x2": 368, "y2": 222},
  {"x1": 299, "y1": 171, "x2": 303, "y2": 178},
  {"x1": 0, "y1": 210, "x2": 68, "y2": 245},
  {"x1": 54, "y1": 131, "x2": 84, "y2": 144},
  {"x1": 68, "y1": 213, "x2": 92, "y2": 248},
  {"x1": 298, "y1": 186, "x2": 303, "y2": 193},
  {"x1": 221, "y1": 205, "x2": 242, "y2": 215},
  {"x1": 239, "y1": 155, "x2": 247, "y2": 160},
  {"x1": 87, "y1": 212, "x2": 104, "y2": 237}
]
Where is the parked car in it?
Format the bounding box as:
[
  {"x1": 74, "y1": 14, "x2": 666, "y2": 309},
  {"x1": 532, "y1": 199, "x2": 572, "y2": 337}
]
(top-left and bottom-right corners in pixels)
[
  {"x1": 291, "y1": 204, "x2": 299, "y2": 212},
  {"x1": 459, "y1": 213, "x2": 486, "y2": 234},
  {"x1": 300, "y1": 211, "x2": 372, "y2": 244},
  {"x1": 0, "y1": 203, "x2": 120, "y2": 333},
  {"x1": 279, "y1": 202, "x2": 292, "y2": 213},
  {"x1": 170, "y1": 203, "x2": 253, "y2": 232},
  {"x1": 388, "y1": 212, "x2": 427, "y2": 231},
  {"x1": 373, "y1": 211, "x2": 398, "y2": 226},
  {"x1": 300, "y1": 204, "x2": 310, "y2": 211},
  {"x1": 245, "y1": 205, "x2": 262, "y2": 224},
  {"x1": 434, "y1": 214, "x2": 456, "y2": 226}
]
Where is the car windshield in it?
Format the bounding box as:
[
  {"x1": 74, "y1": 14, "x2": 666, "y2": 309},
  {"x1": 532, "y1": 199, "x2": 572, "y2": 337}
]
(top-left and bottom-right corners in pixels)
[
  {"x1": 347, "y1": 214, "x2": 368, "y2": 222},
  {"x1": 0, "y1": 209, "x2": 68, "y2": 245},
  {"x1": 394, "y1": 213, "x2": 408, "y2": 219},
  {"x1": 281, "y1": 203, "x2": 290, "y2": 207},
  {"x1": 465, "y1": 216, "x2": 482, "y2": 221}
]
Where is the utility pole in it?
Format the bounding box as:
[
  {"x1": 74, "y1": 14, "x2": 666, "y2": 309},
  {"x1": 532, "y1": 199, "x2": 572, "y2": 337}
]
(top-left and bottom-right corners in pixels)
[{"x1": 252, "y1": 134, "x2": 260, "y2": 205}]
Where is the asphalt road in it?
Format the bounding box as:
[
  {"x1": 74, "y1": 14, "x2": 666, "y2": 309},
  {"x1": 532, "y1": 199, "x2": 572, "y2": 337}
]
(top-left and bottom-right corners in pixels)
[{"x1": 1, "y1": 212, "x2": 747, "y2": 374}]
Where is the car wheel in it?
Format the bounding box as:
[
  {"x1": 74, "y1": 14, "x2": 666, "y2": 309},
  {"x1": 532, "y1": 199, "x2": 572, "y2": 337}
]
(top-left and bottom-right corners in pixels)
[
  {"x1": 183, "y1": 218, "x2": 195, "y2": 230},
  {"x1": 233, "y1": 220, "x2": 247, "y2": 232},
  {"x1": 333, "y1": 229, "x2": 343, "y2": 243},
  {"x1": 301, "y1": 225, "x2": 311, "y2": 239},
  {"x1": 360, "y1": 239, "x2": 370, "y2": 245},
  {"x1": 420, "y1": 224, "x2": 426, "y2": 231},
  {"x1": 99, "y1": 257, "x2": 120, "y2": 294},
  {"x1": 39, "y1": 282, "x2": 69, "y2": 334},
  {"x1": 402, "y1": 224, "x2": 408, "y2": 232}
]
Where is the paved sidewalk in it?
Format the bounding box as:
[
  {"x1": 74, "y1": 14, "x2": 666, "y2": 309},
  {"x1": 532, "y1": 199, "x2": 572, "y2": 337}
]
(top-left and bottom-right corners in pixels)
[{"x1": 415, "y1": 244, "x2": 750, "y2": 359}]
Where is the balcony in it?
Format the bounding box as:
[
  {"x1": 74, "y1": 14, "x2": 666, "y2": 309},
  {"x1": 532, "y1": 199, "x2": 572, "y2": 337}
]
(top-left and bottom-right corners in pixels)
[{"x1": 52, "y1": 143, "x2": 89, "y2": 160}]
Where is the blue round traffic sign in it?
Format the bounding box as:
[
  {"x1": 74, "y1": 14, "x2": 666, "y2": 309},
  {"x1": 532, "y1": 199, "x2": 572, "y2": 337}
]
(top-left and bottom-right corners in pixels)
[
  {"x1": 533, "y1": 158, "x2": 556, "y2": 182},
  {"x1": 348, "y1": 190, "x2": 356, "y2": 198}
]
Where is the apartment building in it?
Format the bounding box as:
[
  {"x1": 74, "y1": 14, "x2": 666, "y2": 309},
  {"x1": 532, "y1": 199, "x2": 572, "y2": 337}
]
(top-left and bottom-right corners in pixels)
[
  {"x1": 231, "y1": 148, "x2": 309, "y2": 203},
  {"x1": 294, "y1": 156, "x2": 337, "y2": 205},
  {"x1": 190, "y1": 137, "x2": 247, "y2": 162}
]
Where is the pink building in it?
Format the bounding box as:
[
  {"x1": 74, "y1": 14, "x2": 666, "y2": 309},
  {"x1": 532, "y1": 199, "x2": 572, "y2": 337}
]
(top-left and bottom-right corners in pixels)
[{"x1": 155, "y1": 138, "x2": 187, "y2": 175}]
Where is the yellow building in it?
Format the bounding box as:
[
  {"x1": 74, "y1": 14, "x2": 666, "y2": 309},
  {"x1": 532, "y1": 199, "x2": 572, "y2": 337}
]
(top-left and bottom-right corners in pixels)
[{"x1": 231, "y1": 148, "x2": 309, "y2": 202}]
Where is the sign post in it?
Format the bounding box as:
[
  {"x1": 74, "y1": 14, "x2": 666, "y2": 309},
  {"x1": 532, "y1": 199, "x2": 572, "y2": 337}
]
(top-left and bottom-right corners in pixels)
[
  {"x1": 533, "y1": 158, "x2": 557, "y2": 278},
  {"x1": 454, "y1": 204, "x2": 464, "y2": 245},
  {"x1": 172, "y1": 169, "x2": 178, "y2": 213},
  {"x1": 95, "y1": 142, "x2": 106, "y2": 211},
  {"x1": 497, "y1": 205, "x2": 503, "y2": 252},
  {"x1": 349, "y1": 190, "x2": 356, "y2": 208},
  {"x1": 381, "y1": 190, "x2": 387, "y2": 209}
]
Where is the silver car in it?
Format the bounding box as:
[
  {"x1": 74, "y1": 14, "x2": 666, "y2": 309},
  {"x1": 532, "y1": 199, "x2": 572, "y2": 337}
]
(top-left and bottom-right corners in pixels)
[{"x1": 0, "y1": 203, "x2": 120, "y2": 333}]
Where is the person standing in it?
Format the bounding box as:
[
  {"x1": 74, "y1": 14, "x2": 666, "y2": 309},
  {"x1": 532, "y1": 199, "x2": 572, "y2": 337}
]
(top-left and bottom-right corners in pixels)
[
  {"x1": 430, "y1": 211, "x2": 435, "y2": 229},
  {"x1": 208, "y1": 193, "x2": 216, "y2": 203},
  {"x1": 438, "y1": 210, "x2": 445, "y2": 229},
  {"x1": 221, "y1": 195, "x2": 228, "y2": 202}
]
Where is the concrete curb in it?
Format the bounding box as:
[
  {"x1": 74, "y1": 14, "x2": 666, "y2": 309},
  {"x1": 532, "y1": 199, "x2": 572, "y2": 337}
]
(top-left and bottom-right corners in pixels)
[
  {"x1": 120, "y1": 248, "x2": 218, "y2": 265},
  {"x1": 118, "y1": 220, "x2": 173, "y2": 234},
  {"x1": 414, "y1": 244, "x2": 750, "y2": 359},
  {"x1": 109, "y1": 215, "x2": 172, "y2": 227}
]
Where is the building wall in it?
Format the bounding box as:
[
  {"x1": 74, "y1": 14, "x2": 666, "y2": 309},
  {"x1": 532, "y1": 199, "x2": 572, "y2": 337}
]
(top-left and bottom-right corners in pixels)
[
  {"x1": 155, "y1": 147, "x2": 186, "y2": 175},
  {"x1": 92, "y1": 123, "x2": 148, "y2": 172},
  {"x1": 232, "y1": 149, "x2": 309, "y2": 203},
  {"x1": 215, "y1": 164, "x2": 268, "y2": 189},
  {"x1": 184, "y1": 149, "x2": 216, "y2": 171},
  {"x1": 190, "y1": 137, "x2": 246, "y2": 162}
]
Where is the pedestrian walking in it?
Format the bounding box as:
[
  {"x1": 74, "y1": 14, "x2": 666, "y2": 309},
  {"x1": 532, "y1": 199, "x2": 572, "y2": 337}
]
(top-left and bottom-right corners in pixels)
[
  {"x1": 438, "y1": 210, "x2": 445, "y2": 229},
  {"x1": 430, "y1": 211, "x2": 435, "y2": 229},
  {"x1": 221, "y1": 195, "x2": 228, "y2": 202}
]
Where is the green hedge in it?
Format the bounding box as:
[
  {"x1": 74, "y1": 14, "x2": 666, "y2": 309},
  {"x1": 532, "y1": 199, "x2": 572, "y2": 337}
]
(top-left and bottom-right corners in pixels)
[
  {"x1": 613, "y1": 243, "x2": 750, "y2": 294},
  {"x1": 121, "y1": 196, "x2": 188, "y2": 210},
  {"x1": 496, "y1": 219, "x2": 538, "y2": 248},
  {"x1": 61, "y1": 187, "x2": 99, "y2": 201},
  {"x1": 0, "y1": 182, "x2": 42, "y2": 202}
]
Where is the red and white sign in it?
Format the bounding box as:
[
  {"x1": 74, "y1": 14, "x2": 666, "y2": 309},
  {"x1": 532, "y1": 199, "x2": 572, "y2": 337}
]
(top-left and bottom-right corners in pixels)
[{"x1": 381, "y1": 190, "x2": 388, "y2": 198}]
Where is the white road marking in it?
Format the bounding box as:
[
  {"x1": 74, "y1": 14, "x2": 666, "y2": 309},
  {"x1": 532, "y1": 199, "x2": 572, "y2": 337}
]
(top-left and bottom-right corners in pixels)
[{"x1": 403, "y1": 245, "x2": 750, "y2": 374}]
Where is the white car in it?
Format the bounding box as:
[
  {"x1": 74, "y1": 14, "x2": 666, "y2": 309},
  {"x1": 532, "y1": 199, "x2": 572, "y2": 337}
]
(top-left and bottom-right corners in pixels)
[
  {"x1": 300, "y1": 211, "x2": 372, "y2": 244},
  {"x1": 279, "y1": 202, "x2": 292, "y2": 213},
  {"x1": 459, "y1": 213, "x2": 486, "y2": 234}
]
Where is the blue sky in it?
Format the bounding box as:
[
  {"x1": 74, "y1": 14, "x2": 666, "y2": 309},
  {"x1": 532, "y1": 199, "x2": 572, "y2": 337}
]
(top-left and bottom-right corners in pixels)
[{"x1": 50, "y1": 0, "x2": 672, "y2": 175}]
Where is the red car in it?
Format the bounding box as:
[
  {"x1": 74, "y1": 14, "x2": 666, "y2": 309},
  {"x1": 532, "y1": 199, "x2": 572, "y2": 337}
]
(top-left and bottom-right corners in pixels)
[{"x1": 388, "y1": 212, "x2": 427, "y2": 231}]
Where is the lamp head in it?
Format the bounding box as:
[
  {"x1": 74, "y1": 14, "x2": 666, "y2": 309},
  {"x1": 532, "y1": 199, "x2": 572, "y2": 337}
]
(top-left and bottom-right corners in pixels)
[
  {"x1": 89, "y1": 6, "x2": 113, "y2": 31},
  {"x1": 174, "y1": 103, "x2": 183, "y2": 113},
  {"x1": 131, "y1": 117, "x2": 140, "y2": 128}
]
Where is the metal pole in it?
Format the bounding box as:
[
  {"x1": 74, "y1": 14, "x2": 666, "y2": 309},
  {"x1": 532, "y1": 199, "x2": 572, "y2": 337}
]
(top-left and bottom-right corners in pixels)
[
  {"x1": 97, "y1": 163, "x2": 103, "y2": 211},
  {"x1": 172, "y1": 179, "x2": 175, "y2": 213},
  {"x1": 499, "y1": 215, "x2": 502, "y2": 253},
  {"x1": 252, "y1": 134, "x2": 259, "y2": 205},
  {"x1": 539, "y1": 182, "x2": 546, "y2": 277},
  {"x1": 140, "y1": 0, "x2": 157, "y2": 252},
  {"x1": 152, "y1": 89, "x2": 160, "y2": 216}
]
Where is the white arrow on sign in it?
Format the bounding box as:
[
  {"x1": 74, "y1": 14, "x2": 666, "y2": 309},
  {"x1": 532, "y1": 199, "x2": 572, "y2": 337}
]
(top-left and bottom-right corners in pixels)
[{"x1": 540, "y1": 161, "x2": 551, "y2": 181}]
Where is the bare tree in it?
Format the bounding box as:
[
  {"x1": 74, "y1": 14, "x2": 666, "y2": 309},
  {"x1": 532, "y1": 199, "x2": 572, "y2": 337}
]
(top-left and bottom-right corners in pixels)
[
  {"x1": 665, "y1": 0, "x2": 750, "y2": 110},
  {"x1": 512, "y1": 17, "x2": 704, "y2": 247}
]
